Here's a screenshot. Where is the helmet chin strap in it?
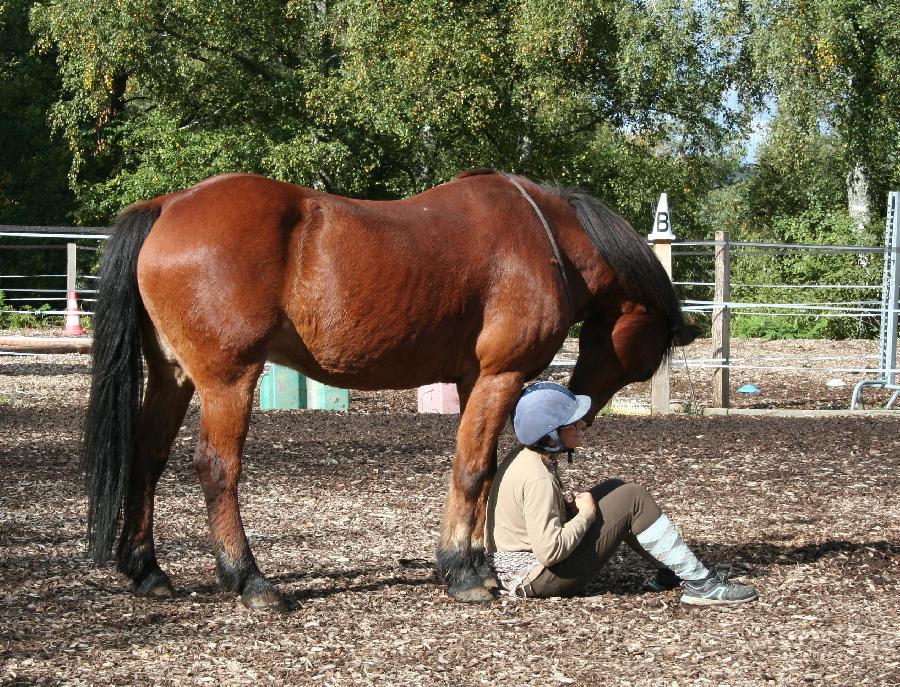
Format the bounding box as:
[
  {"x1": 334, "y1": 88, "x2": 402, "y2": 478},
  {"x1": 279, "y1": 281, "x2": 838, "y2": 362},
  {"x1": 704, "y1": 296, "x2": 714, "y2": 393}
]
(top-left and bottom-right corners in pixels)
[{"x1": 541, "y1": 430, "x2": 575, "y2": 463}]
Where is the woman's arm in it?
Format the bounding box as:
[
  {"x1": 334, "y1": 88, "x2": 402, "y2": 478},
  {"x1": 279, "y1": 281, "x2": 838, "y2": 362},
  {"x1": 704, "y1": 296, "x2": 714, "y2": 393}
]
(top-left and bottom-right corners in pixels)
[{"x1": 521, "y1": 476, "x2": 596, "y2": 566}]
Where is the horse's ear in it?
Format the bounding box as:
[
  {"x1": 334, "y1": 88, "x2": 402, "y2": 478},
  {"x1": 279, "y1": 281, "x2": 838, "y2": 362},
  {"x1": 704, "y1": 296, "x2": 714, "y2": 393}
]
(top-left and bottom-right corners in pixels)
[{"x1": 672, "y1": 323, "x2": 702, "y2": 347}]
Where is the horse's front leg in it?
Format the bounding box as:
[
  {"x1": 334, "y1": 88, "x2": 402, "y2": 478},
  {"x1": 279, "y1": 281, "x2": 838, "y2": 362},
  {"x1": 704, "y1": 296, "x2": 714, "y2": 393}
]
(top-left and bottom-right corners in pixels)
[
  {"x1": 472, "y1": 462, "x2": 499, "y2": 589},
  {"x1": 453, "y1": 379, "x2": 498, "y2": 590},
  {"x1": 437, "y1": 371, "x2": 523, "y2": 602},
  {"x1": 194, "y1": 373, "x2": 288, "y2": 612}
]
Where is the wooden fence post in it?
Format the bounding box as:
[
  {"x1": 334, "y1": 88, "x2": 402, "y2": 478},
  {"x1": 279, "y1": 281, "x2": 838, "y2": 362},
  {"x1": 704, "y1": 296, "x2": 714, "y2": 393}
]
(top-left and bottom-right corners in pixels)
[
  {"x1": 712, "y1": 231, "x2": 731, "y2": 408},
  {"x1": 650, "y1": 239, "x2": 673, "y2": 415},
  {"x1": 649, "y1": 193, "x2": 676, "y2": 415},
  {"x1": 62, "y1": 241, "x2": 86, "y2": 335}
]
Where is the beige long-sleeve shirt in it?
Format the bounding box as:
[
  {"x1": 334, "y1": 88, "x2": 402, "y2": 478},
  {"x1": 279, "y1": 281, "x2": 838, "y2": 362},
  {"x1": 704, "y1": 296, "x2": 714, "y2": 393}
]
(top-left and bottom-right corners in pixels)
[{"x1": 485, "y1": 446, "x2": 596, "y2": 578}]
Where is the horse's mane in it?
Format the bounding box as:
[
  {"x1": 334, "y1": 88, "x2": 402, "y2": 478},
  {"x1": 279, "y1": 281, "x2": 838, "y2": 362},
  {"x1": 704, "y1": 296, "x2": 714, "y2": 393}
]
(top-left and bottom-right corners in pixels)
[
  {"x1": 455, "y1": 168, "x2": 496, "y2": 179},
  {"x1": 549, "y1": 186, "x2": 688, "y2": 346},
  {"x1": 454, "y1": 169, "x2": 687, "y2": 346}
]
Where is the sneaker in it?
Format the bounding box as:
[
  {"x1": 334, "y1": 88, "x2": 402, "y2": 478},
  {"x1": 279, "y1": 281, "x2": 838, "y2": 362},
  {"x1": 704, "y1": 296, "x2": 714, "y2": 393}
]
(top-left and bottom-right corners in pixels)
[
  {"x1": 645, "y1": 568, "x2": 681, "y2": 592},
  {"x1": 681, "y1": 567, "x2": 757, "y2": 606}
]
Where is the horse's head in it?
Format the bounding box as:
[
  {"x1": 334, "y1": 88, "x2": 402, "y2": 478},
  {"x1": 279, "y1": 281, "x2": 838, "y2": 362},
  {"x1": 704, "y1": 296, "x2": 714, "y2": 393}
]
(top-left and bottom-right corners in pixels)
[
  {"x1": 547, "y1": 186, "x2": 701, "y2": 423},
  {"x1": 568, "y1": 307, "x2": 700, "y2": 423}
]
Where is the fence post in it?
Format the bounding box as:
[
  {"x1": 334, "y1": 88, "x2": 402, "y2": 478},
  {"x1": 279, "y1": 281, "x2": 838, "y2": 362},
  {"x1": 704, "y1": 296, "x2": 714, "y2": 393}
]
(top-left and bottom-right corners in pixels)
[
  {"x1": 712, "y1": 231, "x2": 731, "y2": 408},
  {"x1": 66, "y1": 242, "x2": 77, "y2": 294},
  {"x1": 62, "y1": 241, "x2": 85, "y2": 336},
  {"x1": 851, "y1": 191, "x2": 900, "y2": 409},
  {"x1": 649, "y1": 194, "x2": 676, "y2": 415}
]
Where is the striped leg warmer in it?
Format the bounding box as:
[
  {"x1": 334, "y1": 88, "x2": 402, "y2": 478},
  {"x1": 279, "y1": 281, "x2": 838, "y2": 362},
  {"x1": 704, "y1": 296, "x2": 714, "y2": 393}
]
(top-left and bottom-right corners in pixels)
[{"x1": 635, "y1": 514, "x2": 709, "y2": 581}]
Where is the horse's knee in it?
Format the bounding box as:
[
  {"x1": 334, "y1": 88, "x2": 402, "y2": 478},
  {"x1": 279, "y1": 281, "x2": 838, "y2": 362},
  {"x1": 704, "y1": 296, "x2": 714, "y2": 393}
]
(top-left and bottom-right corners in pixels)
[{"x1": 454, "y1": 465, "x2": 491, "y2": 501}]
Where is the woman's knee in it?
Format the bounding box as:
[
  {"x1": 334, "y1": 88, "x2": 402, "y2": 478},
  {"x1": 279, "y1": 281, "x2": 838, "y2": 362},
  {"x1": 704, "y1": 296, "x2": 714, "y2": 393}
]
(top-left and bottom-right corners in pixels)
[
  {"x1": 591, "y1": 479, "x2": 650, "y2": 505},
  {"x1": 595, "y1": 481, "x2": 657, "y2": 520},
  {"x1": 589, "y1": 478, "x2": 625, "y2": 501},
  {"x1": 623, "y1": 483, "x2": 663, "y2": 531},
  {"x1": 622, "y1": 482, "x2": 652, "y2": 505}
]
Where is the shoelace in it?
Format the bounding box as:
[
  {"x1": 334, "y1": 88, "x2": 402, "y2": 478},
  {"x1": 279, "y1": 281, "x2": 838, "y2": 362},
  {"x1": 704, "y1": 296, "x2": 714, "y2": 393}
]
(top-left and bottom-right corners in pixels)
[
  {"x1": 709, "y1": 563, "x2": 744, "y2": 590},
  {"x1": 685, "y1": 563, "x2": 735, "y2": 590},
  {"x1": 713, "y1": 562, "x2": 734, "y2": 580}
]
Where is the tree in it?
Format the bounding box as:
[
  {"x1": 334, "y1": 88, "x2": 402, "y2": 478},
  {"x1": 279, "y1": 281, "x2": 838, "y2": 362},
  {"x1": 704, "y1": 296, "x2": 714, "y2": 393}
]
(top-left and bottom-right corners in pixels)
[
  {"x1": 31, "y1": 0, "x2": 750, "y2": 230},
  {"x1": 746, "y1": 0, "x2": 900, "y2": 231},
  {"x1": 0, "y1": 0, "x2": 73, "y2": 224}
]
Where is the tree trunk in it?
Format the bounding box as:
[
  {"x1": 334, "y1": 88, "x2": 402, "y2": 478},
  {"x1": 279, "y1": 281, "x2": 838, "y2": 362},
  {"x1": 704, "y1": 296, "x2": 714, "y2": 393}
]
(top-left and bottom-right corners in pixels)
[
  {"x1": 846, "y1": 161, "x2": 871, "y2": 336},
  {"x1": 847, "y1": 161, "x2": 871, "y2": 235}
]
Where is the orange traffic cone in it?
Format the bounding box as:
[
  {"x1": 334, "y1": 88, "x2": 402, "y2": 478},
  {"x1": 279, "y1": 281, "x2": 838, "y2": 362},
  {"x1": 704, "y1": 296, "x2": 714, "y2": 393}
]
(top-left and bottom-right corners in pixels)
[{"x1": 62, "y1": 290, "x2": 85, "y2": 336}]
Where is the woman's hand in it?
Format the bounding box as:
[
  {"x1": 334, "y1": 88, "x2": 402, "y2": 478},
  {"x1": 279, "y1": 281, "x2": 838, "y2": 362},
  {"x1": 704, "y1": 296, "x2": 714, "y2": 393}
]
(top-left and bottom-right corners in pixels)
[{"x1": 574, "y1": 491, "x2": 597, "y2": 517}]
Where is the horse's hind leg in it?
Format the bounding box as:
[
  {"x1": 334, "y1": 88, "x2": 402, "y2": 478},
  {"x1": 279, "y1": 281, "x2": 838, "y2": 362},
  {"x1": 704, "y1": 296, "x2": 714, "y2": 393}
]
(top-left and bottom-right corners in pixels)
[
  {"x1": 193, "y1": 369, "x2": 287, "y2": 612},
  {"x1": 118, "y1": 360, "x2": 194, "y2": 597}
]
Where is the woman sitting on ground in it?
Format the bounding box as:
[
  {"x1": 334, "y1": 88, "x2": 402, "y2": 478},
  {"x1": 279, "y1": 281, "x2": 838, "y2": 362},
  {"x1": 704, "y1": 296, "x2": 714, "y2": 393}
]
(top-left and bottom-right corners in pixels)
[{"x1": 484, "y1": 381, "x2": 757, "y2": 605}]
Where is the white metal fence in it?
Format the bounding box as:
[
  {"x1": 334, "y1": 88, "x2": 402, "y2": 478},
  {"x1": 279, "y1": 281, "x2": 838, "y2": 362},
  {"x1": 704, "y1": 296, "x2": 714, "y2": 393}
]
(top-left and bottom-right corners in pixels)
[
  {"x1": 2, "y1": 216, "x2": 897, "y2": 409},
  {"x1": 0, "y1": 226, "x2": 107, "y2": 317}
]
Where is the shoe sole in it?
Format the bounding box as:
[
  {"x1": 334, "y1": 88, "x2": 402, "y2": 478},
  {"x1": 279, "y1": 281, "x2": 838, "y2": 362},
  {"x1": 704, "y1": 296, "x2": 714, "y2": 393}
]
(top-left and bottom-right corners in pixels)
[{"x1": 680, "y1": 591, "x2": 758, "y2": 606}]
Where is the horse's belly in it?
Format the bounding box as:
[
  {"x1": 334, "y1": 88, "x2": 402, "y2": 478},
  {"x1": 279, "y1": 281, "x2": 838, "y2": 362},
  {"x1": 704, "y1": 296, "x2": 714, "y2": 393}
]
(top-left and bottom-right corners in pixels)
[{"x1": 267, "y1": 317, "x2": 472, "y2": 391}]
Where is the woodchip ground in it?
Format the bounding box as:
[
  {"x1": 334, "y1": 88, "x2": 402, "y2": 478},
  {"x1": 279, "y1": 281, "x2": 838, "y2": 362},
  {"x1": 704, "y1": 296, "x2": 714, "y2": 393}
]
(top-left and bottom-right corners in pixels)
[{"x1": 1, "y1": 337, "x2": 898, "y2": 686}]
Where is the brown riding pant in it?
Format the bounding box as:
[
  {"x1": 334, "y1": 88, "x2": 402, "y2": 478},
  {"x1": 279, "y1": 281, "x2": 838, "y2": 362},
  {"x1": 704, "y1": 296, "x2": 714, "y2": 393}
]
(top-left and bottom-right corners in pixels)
[{"x1": 524, "y1": 479, "x2": 663, "y2": 598}]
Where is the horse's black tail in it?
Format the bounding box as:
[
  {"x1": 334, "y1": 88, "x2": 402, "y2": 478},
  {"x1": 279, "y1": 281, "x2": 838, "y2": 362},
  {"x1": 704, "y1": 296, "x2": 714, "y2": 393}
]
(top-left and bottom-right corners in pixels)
[{"x1": 84, "y1": 202, "x2": 161, "y2": 565}]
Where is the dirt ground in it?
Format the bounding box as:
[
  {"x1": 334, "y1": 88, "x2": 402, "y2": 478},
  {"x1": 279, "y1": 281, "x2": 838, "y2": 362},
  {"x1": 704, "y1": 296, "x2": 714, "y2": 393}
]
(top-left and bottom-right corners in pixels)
[{"x1": 1, "y1": 338, "x2": 898, "y2": 686}]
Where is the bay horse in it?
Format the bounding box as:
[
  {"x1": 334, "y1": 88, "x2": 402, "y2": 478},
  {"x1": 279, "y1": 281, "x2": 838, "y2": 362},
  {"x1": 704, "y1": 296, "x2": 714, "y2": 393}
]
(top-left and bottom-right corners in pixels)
[{"x1": 83, "y1": 169, "x2": 699, "y2": 610}]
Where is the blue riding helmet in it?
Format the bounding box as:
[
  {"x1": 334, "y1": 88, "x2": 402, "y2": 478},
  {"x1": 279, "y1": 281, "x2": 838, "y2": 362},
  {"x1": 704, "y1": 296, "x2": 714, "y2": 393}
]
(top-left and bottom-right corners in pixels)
[{"x1": 512, "y1": 381, "x2": 592, "y2": 452}]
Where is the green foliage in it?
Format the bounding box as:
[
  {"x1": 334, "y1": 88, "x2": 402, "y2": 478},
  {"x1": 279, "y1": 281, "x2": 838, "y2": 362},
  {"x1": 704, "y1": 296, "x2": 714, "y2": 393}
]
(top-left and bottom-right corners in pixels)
[
  {"x1": 742, "y1": 130, "x2": 849, "y2": 224},
  {"x1": 29, "y1": 0, "x2": 751, "y2": 223},
  {"x1": 697, "y1": 117, "x2": 888, "y2": 340},
  {"x1": 746, "y1": 0, "x2": 900, "y2": 205},
  {"x1": 732, "y1": 314, "x2": 831, "y2": 340},
  {"x1": 729, "y1": 208, "x2": 882, "y2": 339},
  {"x1": 2, "y1": 0, "x2": 896, "y2": 343},
  {"x1": 0, "y1": 0, "x2": 73, "y2": 224},
  {"x1": 0, "y1": 290, "x2": 59, "y2": 329}
]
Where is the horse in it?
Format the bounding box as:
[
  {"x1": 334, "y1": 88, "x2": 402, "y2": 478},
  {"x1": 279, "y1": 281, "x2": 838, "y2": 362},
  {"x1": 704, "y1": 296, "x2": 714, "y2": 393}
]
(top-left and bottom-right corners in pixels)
[{"x1": 83, "y1": 169, "x2": 699, "y2": 611}]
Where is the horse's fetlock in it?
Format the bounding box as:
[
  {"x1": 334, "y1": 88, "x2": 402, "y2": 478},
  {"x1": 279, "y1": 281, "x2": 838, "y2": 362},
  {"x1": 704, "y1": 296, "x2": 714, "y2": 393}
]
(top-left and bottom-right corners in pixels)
[
  {"x1": 117, "y1": 538, "x2": 156, "y2": 580},
  {"x1": 215, "y1": 551, "x2": 258, "y2": 593},
  {"x1": 435, "y1": 545, "x2": 481, "y2": 589}
]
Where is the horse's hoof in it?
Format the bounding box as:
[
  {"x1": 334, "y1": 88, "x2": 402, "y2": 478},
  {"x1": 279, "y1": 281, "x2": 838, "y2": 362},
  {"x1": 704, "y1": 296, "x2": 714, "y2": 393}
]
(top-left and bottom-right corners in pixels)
[
  {"x1": 134, "y1": 572, "x2": 175, "y2": 599},
  {"x1": 476, "y1": 562, "x2": 498, "y2": 589},
  {"x1": 240, "y1": 578, "x2": 291, "y2": 612},
  {"x1": 449, "y1": 584, "x2": 496, "y2": 603},
  {"x1": 241, "y1": 590, "x2": 291, "y2": 612}
]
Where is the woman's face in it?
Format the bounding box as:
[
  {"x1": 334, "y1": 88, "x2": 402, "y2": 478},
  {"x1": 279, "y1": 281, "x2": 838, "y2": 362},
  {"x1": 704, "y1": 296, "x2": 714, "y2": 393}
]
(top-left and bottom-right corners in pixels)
[{"x1": 558, "y1": 419, "x2": 587, "y2": 449}]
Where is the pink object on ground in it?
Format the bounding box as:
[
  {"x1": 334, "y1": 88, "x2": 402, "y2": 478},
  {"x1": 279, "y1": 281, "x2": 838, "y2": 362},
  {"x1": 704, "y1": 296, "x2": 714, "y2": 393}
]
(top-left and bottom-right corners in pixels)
[
  {"x1": 417, "y1": 383, "x2": 460, "y2": 414},
  {"x1": 62, "y1": 291, "x2": 85, "y2": 336}
]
